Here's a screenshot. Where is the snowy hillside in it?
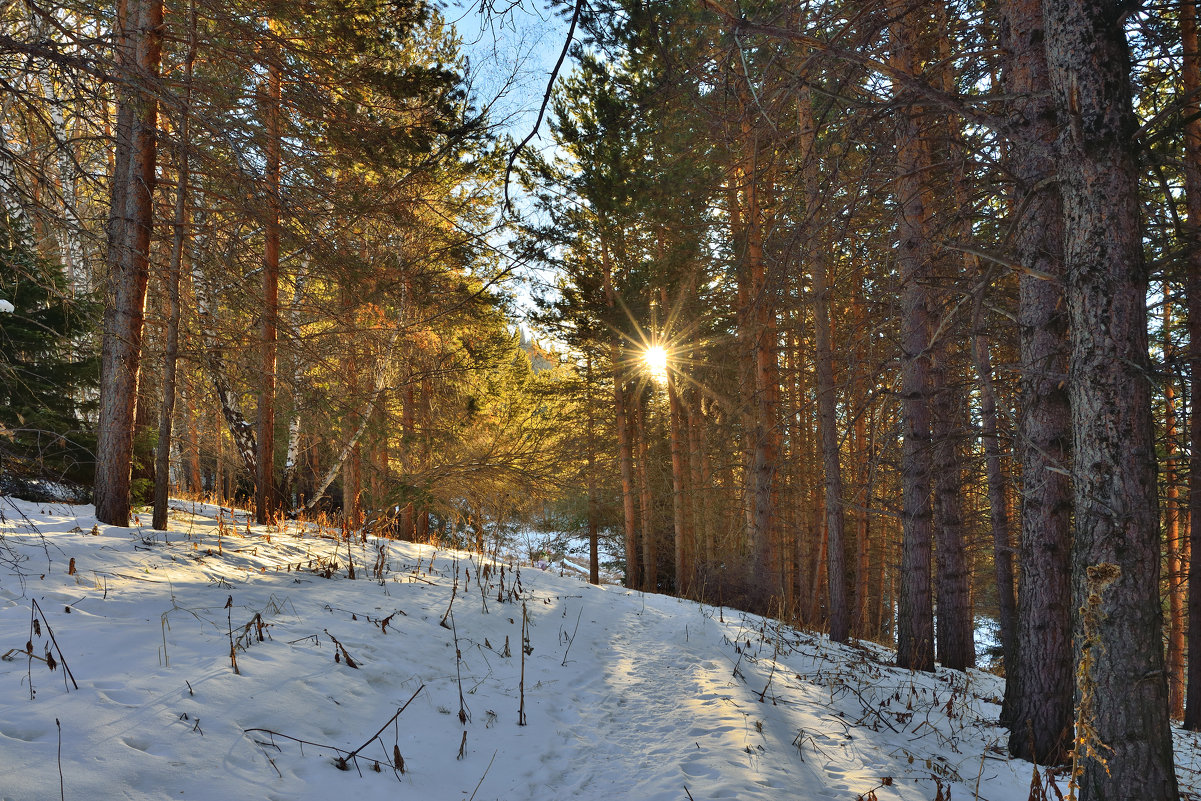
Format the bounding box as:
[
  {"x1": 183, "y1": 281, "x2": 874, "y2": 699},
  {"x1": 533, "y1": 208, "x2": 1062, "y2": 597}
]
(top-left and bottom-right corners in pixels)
[{"x1": 1, "y1": 496, "x2": 1198, "y2": 801}]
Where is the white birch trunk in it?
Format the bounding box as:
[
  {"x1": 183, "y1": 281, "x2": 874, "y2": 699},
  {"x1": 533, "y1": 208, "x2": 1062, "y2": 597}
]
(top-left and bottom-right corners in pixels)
[{"x1": 304, "y1": 326, "x2": 399, "y2": 510}]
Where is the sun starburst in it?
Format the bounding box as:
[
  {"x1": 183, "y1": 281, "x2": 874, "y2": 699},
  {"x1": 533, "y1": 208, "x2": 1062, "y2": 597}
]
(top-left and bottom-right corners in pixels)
[{"x1": 644, "y1": 345, "x2": 669, "y2": 380}]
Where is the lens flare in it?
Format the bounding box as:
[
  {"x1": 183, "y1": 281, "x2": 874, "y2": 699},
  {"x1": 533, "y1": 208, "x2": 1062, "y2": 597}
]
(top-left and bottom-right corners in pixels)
[{"x1": 644, "y1": 345, "x2": 669, "y2": 379}]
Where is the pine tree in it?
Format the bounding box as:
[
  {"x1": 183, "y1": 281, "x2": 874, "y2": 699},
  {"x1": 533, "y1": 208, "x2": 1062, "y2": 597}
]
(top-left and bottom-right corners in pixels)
[{"x1": 0, "y1": 216, "x2": 98, "y2": 491}]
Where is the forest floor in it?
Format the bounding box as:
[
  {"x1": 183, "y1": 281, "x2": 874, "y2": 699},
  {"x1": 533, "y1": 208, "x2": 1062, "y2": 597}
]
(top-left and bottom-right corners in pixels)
[{"x1": 0, "y1": 495, "x2": 1198, "y2": 801}]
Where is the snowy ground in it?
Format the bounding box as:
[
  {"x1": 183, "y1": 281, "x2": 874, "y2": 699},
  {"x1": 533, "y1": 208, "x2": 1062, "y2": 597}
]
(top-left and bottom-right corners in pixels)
[{"x1": 0, "y1": 496, "x2": 1198, "y2": 801}]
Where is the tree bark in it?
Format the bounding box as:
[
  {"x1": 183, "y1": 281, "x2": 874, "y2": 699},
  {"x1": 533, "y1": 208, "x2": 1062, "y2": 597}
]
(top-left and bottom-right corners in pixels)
[
  {"x1": 94, "y1": 0, "x2": 163, "y2": 526},
  {"x1": 998, "y1": 0, "x2": 1074, "y2": 763},
  {"x1": 890, "y1": 0, "x2": 935, "y2": 672},
  {"x1": 601, "y1": 230, "x2": 640, "y2": 589},
  {"x1": 996, "y1": 0, "x2": 1075, "y2": 762},
  {"x1": 255, "y1": 60, "x2": 282, "y2": 525},
  {"x1": 180, "y1": 375, "x2": 202, "y2": 493},
  {"x1": 662, "y1": 288, "x2": 693, "y2": 595},
  {"x1": 928, "y1": 350, "x2": 975, "y2": 670},
  {"x1": 1181, "y1": 0, "x2": 1201, "y2": 733},
  {"x1": 1163, "y1": 308, "x2": 1184, "y2": 720},
  {"x1": 1043, "y1": 0, "x2": 1178, "y2": 794},
  {"x1": 686, "y1": 389, "x2": 709, "y2": 574},
  {"x1": 585, "y1": 353, "x2": 600, "y2": 586},
  {"x1": 798, "y1": 83, "x2": 848, "y2": 642},
  {"x1": 634, "y1": 391, "x2": 657, "y2": 591},
  {"x1": 735, "y1": 133, "x2": 779, "y2": 609},
  {"x1": 282, "y1": 259, "x2": 309, "y2": 505},
  {"x1": 151, "y1": 0, "x2": 195, "y2": 531},
  {"x1": 0, "y1": 94, "x2": 31, "y2": 237},
  {"x1": 25, "y1": 2, "x2": 87, "y2": 292},
  {"x1": 970, "y1": 300, "x2": 1017, "y2": 679}
]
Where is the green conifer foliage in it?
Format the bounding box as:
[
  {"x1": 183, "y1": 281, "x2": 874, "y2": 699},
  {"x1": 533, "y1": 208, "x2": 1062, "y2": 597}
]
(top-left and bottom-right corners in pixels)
[{"x1": 0, "y1": 218, "x2": 99, "y2": 487}]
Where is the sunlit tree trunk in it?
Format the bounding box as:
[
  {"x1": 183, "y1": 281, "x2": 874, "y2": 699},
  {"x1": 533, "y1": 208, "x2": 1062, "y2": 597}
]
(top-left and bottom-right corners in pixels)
[
  {"x1": 1163, "y1": 296, "x2": 1184, "y2": 720},
  {"x1": 663, "y1": 289, "x2": 693, "y2": 595},
  {"x1": 181, "y1": 375, "x2": 202, "y2": 493},
  {"x1": 634, "y1": 391, "x2": 657, "y2": 591},
  {"x1": 600, "y1": 231, "x2": 640, "y2": 589},
  {"x1": 1181, "y1": 0, "x2": 1201, "y2": 734},
  {"x1": 25, "y1": 3, "x2": 87, "y2": 291},
  {"x1": 1044, "y1": 0, "x2": 1178, "y2": 794},
  {"x1": 95, "y1": 0, "x2": 163, "y2": 526},
  {"x1": 255, "y1": 58, "x2": 282, "y2": 524},
  {"x1": 585, "y1": 353, "x2": 600, "y2": 586},
  {"x1": 400, "y1": 381, "x2": 417, "y2": 539},
  {"x1": 190, "y1": 248, "x2": 258, "y2": 478},
  {"x1": 282, "y1": 259, "x2": 309, "y2": 505},
  {"x1": 0, "y1": 94, "x2": 30, "y2": 236},
  {"x1": 151, "y1": 0, "x2": 196, "y2": 531},
  {"x1": 729, "y1": 82, "x2": 780, "y2": 610}
]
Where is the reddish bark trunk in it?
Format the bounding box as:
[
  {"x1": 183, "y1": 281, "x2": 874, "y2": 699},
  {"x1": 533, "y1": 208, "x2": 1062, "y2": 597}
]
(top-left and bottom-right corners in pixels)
[
  {"x1": 256, "y1": 61, "x2": 282, "y2": 525},
  {"x1": 94, "y1": 0, "x2": 163, "y2": 526},
  {"x1": 1182, "y1": 0, "x2": 1201, "y2": 734},
  {"x1": 152, "y1": 0, "x2": 195, "y2": 531}
]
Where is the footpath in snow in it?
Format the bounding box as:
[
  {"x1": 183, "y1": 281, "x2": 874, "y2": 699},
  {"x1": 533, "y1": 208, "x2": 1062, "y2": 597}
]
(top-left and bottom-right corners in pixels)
[{"x1": 0, "y1": 496, "x2": 1198, "y2": 801}]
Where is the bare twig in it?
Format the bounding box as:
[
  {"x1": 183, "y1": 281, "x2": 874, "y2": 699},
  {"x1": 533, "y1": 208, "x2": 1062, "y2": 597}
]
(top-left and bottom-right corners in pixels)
[
  {"x1": 518, "y1": 602, "x2": 528, "y2": 726},
  {"x1": 31, "y1": 599, "x2": 78, "y2": 690},
  {"x1": 502, "y1": 0, "x2": 585, "y2": 214},
  {"x1": 345, "y1": 684, "x2": 425, "y2": 760},
  {"x1": 323, "y1": 629, "x2": 359, "y2": 668},
  {"x1": 225, "y1": 595, "x2": 238, "y2": 674},
  {"x1": 467, "y1": 750, "x2": 498, "y2": 801},
  {"x1": 243, "y1": 684, "x2": 424, "y2": 778},
  {"x1": 451, "y1": 614, "x2": 470, "y2": 724},
  {"x1": 561, "y1": 606, "x2": 582, "y2": 666},
  {"x1": 56, "y1": 718, "x2": 64, "y2": 801}
]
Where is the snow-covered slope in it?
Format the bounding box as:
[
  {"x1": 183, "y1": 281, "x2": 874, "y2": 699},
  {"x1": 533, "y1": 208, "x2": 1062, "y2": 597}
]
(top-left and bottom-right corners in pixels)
[{"x1": 0, "y1": 496, "x2": 1197, "y2": 801}]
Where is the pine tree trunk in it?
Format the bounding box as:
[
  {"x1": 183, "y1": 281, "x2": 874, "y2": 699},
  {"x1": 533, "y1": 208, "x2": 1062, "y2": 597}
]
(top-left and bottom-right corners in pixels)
[
  {"x1": 255, "y1": 60, "x2": 282, "y2": 525},
  {"x1": 1163, "y1": 304, "x2": 1184, "y2": 720},
  {"x1": 970, "y1": 313, "x2": 1017, "y2": 678},
  {"x1": 95, "y1": 0, "x2": 162, "y2": 526},
  {"x1": 635, "y1": 393, "x2": 657, "y2": 592},
  {"x1": 662, "y1": 286, "x2": 693, "y2": 595},
  {"x1": 797, "y1": 84, "x2": 849, "y2": 641},
  {"x1": 890, "y1": 0, "x2": 935, "y2": 672},
  {"x1": 1043, "y1": 0, "x2": 1178, "y2": 794},
  {"x1": 686, "y1": 389, "x2": 708, "y2": 576},
  {"x1": 852, "y1": 405, "x2": 872, "y2": 636},
  {"x1": 928, "y1": 357, "x2": 975, "y2": 670},
  {"x1": 726, "y1": 54, "x2": 781, "y2": 609},
  {"x1": 665, "y1": 370, "x2": 692, "y2": 594},
  {"x1": 152, "y1": 0, "x2": 195, "y2": 531},
  {"x1": 996, "y1": 0, "x2": 1075, "y2": 761},
  {"x1": 182, "y1": 375, "x2": 202, "y2": 492},
  {"x1": 600, "y1": 231, "x2": 640, "y2": 589},
  {"x1": 585, "y1": 354, "x2": 600, "y2": 586},
  {"x1": 400, "y1": 381, "x2": 417, "y2": 539},
  {"x1": 1181, "y1": 0, "x2": 1201, "y2": 733}
]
